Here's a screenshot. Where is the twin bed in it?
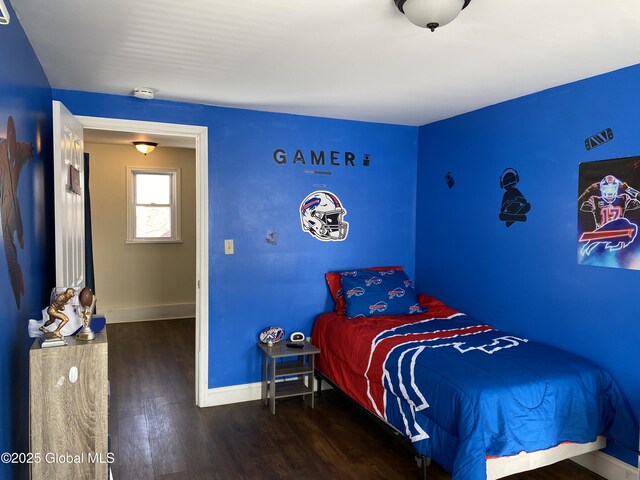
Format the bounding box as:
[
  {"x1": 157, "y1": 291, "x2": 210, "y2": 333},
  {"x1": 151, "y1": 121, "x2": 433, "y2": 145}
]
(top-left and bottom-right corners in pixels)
[{"x1": 311, "y1": 267, "x2": 636, "y2": 479}]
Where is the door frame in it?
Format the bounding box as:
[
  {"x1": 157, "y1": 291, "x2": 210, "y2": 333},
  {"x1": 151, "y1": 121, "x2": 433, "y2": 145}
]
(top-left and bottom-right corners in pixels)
[{"x1": 77, "y1": 115, "x2": 209, "y2": 407}]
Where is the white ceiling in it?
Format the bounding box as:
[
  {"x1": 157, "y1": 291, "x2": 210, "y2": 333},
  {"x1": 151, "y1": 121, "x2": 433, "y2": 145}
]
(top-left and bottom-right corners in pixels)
[{"x1": 12, "y1": 0, "x2": 640, "y2": 126}]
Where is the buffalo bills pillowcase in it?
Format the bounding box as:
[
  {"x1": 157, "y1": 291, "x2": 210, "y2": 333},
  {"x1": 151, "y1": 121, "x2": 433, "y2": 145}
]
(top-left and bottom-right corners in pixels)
[
  {"x1": 325, "y1": 266, "x2": 404, "y2": 313},
  {"x1": 340, "y1": 269, "x2": 425, "y2": 318}
]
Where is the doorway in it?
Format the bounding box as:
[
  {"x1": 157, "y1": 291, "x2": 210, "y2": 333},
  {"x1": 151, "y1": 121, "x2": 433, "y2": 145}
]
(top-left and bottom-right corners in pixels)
[{"x1": 78, "y1": 115, "x2": 209, "y2": 407}]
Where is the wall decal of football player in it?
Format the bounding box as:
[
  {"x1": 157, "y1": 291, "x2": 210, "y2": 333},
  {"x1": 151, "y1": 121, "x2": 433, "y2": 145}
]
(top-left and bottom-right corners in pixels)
[
  {"x1": 578, "y1": 174, "x2": 640, "y2": 256},
  {"x1": 299, "y1": 190, "x2": 349, "y2": 241},
  {"x1": 0, "y1": 116, "x2": 33, "y2": 309},
  {"x1": 499, "y1": 168, "x2": 530, "y2": 228}
]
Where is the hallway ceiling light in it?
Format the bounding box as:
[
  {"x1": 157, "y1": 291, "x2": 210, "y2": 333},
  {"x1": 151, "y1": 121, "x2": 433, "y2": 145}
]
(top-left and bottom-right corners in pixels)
[
  {"x1": 394, "y1": 0, "x2": 471, "y2": 32},
  {"x1": 133, "y1": 142, "x2": 157, "y2": 155}
]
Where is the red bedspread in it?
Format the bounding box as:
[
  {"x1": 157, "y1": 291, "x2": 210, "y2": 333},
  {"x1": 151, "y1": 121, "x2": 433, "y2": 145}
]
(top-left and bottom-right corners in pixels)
[{"x1": 312, "y1": 294, "x2": 458, "y2": 415}]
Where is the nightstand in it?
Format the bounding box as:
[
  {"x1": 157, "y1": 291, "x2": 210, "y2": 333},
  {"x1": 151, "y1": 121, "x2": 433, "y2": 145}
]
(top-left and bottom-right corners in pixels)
[{"x1": 258, "y1": 341, "x2": 320, "y2": 415}]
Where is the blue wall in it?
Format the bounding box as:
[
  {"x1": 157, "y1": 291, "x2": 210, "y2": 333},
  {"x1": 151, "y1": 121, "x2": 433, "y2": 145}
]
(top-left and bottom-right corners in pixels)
[
  {"x1": 52, "y1": 90, "x2": 418, "y2": 388},
  {"x1": 416, "y1": 64, "x2": 640, "y2": 465},
  {"x1": 0, "y1": 1, "x2": 53, "y2": 478}
]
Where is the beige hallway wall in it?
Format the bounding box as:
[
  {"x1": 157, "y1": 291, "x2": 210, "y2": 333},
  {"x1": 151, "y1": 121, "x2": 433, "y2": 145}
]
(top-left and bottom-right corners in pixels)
[{"x1": 86, "y1": 143, "x2": 196, "y2": 320}]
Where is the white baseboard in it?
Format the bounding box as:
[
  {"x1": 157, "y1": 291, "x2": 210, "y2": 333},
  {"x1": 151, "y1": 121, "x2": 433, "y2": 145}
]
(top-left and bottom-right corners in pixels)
[
  {"x1": 572, "y1": 450, "x2": 638, "y2": 480},
  {"x1": 98, "y1": 303, "x2": 195, "y2": 324},
  {"x1": 200, "y1": 379, "x2": 332, "y2": 408},
  {"x1": 202, "y1": 382, "x2": 263, "y2": 407}
]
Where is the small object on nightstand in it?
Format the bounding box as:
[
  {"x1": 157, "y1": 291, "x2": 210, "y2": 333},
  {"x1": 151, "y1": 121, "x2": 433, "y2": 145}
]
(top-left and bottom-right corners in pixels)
[
  {"x1": 289, "y1": 331, "x2": 305, "y2": 342},
  {"x1": 286, "y1": 342, "x2": 304, "y2": 348},
  {"x1": 259, "y1": 326, "x2": 285, "y2": 345}
]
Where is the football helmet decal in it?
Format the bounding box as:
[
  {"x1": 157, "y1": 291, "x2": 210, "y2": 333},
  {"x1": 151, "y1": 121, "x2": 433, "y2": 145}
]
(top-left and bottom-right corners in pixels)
[
  {"x1": 300, "y1": 190, "x2": 349, "y2": 241},
  {"x1": 599, "y1": 175, "x2": 621, "y2": 203}
]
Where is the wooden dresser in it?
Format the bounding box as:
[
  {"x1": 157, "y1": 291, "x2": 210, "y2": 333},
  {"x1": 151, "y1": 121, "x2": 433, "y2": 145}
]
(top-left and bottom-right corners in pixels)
[{"x1": 29, "y1": 331, "x2": 109, "y2": 480}]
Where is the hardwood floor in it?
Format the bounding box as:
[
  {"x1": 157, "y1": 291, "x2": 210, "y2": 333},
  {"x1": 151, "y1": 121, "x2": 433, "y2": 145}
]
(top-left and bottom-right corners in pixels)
[{"x1": 108, "y1": 319, "x2": 605, "y2": 480}]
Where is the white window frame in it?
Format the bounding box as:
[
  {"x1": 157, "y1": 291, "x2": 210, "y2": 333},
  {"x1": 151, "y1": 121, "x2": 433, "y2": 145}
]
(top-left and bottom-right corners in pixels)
[{"x1": 126, "y1": 166, "x2": 182, "y2": 243}]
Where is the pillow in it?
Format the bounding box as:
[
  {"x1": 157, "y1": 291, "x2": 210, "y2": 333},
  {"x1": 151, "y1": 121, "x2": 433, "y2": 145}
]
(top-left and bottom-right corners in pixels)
[
  {"x1": 340, "y1": 269, "x2": 425, "y2": 318},
  {"x1": 325, "y1": 266, "x2": 404, "y2": 313}
]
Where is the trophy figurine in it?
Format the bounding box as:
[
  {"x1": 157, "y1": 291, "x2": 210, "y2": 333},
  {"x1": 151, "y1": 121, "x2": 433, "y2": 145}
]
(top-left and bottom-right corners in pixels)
[
  {"x1": 76, "y1": 287, "x2": 96, "y2": 341},
  {"x1": 39, "y1": 287, "x2": 76, "y2": 347}
]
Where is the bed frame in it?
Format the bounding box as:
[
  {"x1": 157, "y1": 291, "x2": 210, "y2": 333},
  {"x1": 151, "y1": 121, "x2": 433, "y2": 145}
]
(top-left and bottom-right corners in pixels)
[
  {"x1": 315, "y1": 370, "x2": 605, "y2": 480},
  {"x1": 315, "y1": 370, "x2": 433, "y2": 479}
]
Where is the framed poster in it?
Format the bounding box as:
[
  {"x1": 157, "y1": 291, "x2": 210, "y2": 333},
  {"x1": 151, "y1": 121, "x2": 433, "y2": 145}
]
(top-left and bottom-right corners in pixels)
[{"x1": 577, "y1": 156, "x2": 640, "y2": 270}]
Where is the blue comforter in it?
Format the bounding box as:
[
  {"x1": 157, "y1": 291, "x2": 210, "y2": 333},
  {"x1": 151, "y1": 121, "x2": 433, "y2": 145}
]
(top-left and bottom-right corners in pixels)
[{"x1": 378, "y1": 315, "x2": 636, "y2": 479}]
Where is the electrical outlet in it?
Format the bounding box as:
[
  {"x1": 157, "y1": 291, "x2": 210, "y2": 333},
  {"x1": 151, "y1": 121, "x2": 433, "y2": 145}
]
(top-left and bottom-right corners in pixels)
[{"x1": 224, "y1": 239, "x2": 234, "y2": 255}]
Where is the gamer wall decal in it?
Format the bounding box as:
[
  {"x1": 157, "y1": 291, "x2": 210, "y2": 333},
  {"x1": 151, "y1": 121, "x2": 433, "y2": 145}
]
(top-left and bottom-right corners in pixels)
[
  {"x1": 577, "y1": 156, "x2": 640, "y2": 270},
  {"x1": 0, "y1": 116, "x2": 32, "y2": 309},
  {"x1": 499, "y1": 167, "x2": 531, "y2": 227},
  {"x1": 272, "y1": 148, "x2": 372, "y2": 168},
  {"x1": 299, "y1": 190, "x2": 349, "y2": 241}
]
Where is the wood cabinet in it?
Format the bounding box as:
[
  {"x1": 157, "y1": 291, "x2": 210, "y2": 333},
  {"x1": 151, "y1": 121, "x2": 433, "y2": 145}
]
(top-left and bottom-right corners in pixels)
[{"x1": 29, "y1": 332, "x2": 109, "y2": 480}]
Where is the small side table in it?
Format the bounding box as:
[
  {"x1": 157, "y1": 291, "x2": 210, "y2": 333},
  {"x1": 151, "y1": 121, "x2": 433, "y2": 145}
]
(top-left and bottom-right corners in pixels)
[{"x1": 258, "y1": 341, "x2": 320, "y2": 415}]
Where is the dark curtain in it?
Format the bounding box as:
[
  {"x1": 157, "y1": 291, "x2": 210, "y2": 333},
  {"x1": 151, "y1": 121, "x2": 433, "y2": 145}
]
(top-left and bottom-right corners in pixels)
[{"x1": 84, "y1": 152, "x2": 95, "y2": 293}]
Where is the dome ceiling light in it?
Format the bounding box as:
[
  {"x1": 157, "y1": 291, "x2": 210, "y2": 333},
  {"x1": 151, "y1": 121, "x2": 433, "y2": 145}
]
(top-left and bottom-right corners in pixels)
[
  {"x1": 133, "y1": 142, "x2": 158, "y2": 155},
  {"x1": 394, "y1": 0, "x2": 471, "y2": 32}
]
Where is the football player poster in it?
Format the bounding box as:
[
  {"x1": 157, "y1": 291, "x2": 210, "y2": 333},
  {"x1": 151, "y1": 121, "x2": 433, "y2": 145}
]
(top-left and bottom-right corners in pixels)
[{"x1": 577, "y1": 156, "x2": 640, "y2": 270}]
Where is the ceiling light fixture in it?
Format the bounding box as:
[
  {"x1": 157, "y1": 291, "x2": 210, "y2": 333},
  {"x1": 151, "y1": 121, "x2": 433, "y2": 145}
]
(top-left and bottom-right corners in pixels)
[
  {"x1": 394, "y1": 0, "x2": 471, "y2": 32},
  {"x1": 133, "y1": 142, "x2": 158, "y2": 155},
  {"x1": 0, "y1": 0, "x2": 10, "y2": 25}
]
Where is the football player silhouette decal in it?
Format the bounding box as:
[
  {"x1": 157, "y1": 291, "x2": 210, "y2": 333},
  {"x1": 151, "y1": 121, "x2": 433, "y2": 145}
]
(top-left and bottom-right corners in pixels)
[{"x1": 499, "y1": 168, "x2": 531, "y2": 228}]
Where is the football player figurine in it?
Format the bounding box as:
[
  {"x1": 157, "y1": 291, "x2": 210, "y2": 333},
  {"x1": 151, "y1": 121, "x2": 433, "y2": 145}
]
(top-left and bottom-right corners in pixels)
[
  {"x1": 76, "y1": 287, "x2": 96, "y2": 341},
  {"x1": 40, "y1": 288, "x2": 75, "y2": 338}
]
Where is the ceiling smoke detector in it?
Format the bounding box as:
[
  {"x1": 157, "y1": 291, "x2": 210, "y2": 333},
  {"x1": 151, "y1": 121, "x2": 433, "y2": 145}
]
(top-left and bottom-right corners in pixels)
[{"x1": 132, "y1": 87, "x2": 156, "y2": 100}]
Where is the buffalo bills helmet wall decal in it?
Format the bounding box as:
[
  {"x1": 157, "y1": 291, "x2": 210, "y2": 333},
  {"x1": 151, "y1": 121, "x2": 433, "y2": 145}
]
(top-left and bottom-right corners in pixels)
[
  {"x1": 499, "y1": 168, "x2": 531, "y2": 228},
  {"x1": 299, "y1": 190, "x2": 349, "y2": 241}
]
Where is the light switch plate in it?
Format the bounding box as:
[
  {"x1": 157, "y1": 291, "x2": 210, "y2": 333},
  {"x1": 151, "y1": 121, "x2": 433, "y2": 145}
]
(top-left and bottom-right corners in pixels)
[{"x1": 224, "y1": 239, "x2": 234, "y2": 255}]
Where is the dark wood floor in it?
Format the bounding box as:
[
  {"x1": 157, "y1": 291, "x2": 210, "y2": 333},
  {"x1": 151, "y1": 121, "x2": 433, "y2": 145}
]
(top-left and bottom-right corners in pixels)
[{"x1": 107, "y1": 319, "x2": 605, "y2": 480}]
